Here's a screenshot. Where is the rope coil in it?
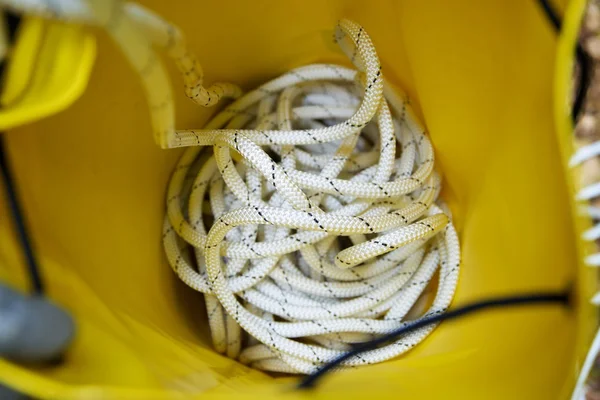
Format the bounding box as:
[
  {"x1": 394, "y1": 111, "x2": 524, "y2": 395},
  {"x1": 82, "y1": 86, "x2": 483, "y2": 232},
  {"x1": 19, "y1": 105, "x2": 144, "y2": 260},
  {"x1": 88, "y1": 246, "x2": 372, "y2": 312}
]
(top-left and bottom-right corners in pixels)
[{"x1": 163, "y1": 20, "x2": 460, "y2": 373}]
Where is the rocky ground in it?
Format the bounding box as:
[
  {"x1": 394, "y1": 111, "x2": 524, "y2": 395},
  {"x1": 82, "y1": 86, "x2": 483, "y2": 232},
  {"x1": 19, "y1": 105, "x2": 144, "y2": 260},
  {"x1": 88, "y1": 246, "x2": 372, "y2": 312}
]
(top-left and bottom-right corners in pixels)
[{"x1": 577, "y1": 2, "x2": 600, "y2": 399}]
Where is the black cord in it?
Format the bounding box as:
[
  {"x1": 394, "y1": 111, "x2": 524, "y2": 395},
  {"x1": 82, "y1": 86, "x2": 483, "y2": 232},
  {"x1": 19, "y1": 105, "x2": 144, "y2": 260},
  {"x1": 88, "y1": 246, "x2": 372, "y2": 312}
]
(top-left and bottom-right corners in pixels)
[
  {"x1": 538, "y1": 0, "x2": 562, "y2": 30},
  {"x1": 574, "y1": 45, "x2": 592, "y2": 123},
  {"x1": 298, "y1": 290, "x2": 570, "y2": 389},
  {"x1": 0, "y1": 136, "x2": 45, "y2": 295},
  {"x1": 537, "y1": 0, "x2": 592, "y2": 122},
  {"x1": 0, "y1": 13, "x2": 44, "y2": 295}
]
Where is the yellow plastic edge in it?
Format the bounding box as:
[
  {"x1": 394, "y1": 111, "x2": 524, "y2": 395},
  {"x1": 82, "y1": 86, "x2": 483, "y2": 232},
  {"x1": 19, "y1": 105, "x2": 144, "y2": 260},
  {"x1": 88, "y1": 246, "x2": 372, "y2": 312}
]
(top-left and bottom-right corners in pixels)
[
  {"x1": 0, "y1": 17, "x2": 44, "y2": 106},
  {"x1": 0, "y1": 18, "x2": 96, "y2": 131},
  {"x1": 554, "y1": 0, "x2": 598, "y2": 396},
  {"x1": 0, "y1": 358, "x2": 190, "y2": 400}
]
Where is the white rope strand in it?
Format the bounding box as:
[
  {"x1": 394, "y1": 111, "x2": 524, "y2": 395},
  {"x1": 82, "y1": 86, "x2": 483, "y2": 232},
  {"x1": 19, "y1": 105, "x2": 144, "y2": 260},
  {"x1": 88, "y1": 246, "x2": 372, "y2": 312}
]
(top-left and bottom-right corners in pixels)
[{"x1": 0, "y1": 0, "x2": 241, "y2": 148}]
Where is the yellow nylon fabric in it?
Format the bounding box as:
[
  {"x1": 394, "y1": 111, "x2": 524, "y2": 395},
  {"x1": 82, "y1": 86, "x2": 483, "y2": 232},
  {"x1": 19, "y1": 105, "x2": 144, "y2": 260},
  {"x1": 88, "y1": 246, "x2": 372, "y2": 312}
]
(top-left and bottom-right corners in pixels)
[{"x1": 0, "y1": 0, "x2": 593, "y2": 398}]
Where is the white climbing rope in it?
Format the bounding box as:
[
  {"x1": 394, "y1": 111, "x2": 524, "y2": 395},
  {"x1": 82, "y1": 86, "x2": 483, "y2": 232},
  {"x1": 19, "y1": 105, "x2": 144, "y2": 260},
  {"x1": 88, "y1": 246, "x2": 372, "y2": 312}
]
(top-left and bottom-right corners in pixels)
[
  {"x1": 163, "y1": 20, "x2": 460, "y2": 373},
  {"x1": 1, "y1": 1, "x2": 460, "y2": 374}
]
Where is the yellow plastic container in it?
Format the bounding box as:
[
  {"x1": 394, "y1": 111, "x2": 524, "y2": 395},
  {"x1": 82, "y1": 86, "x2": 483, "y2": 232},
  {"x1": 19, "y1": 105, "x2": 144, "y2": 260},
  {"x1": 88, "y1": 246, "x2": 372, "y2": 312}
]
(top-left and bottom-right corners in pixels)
[{"x1": 0, "y1": 0, "x2": 595, "y2": 398}]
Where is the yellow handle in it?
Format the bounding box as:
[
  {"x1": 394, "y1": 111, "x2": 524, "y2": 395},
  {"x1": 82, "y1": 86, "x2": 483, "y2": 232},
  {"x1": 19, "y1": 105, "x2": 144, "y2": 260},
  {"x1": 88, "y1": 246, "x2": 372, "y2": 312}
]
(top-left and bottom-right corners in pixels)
[{"x1": 0, "y1": 17, "x2": 95, "y2": 131}]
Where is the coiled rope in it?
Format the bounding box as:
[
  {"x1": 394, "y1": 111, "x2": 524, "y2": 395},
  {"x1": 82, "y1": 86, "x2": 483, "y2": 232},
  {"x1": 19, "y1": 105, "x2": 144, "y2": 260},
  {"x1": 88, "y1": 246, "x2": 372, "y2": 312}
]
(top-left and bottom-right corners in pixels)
[
  {"x1": 0, "y1": 1, "x2": 460, "y2": 374},
  {"x1": 163, "y1": 20, "x2": 460, "y2": 373}
]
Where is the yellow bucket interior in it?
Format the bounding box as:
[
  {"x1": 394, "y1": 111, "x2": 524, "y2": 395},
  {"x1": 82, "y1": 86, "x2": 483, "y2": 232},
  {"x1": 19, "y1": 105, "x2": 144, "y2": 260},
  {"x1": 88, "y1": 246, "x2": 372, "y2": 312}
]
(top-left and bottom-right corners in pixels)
[{"x1": 0, "y1": 0, "x2": 596, "y2": 398}]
